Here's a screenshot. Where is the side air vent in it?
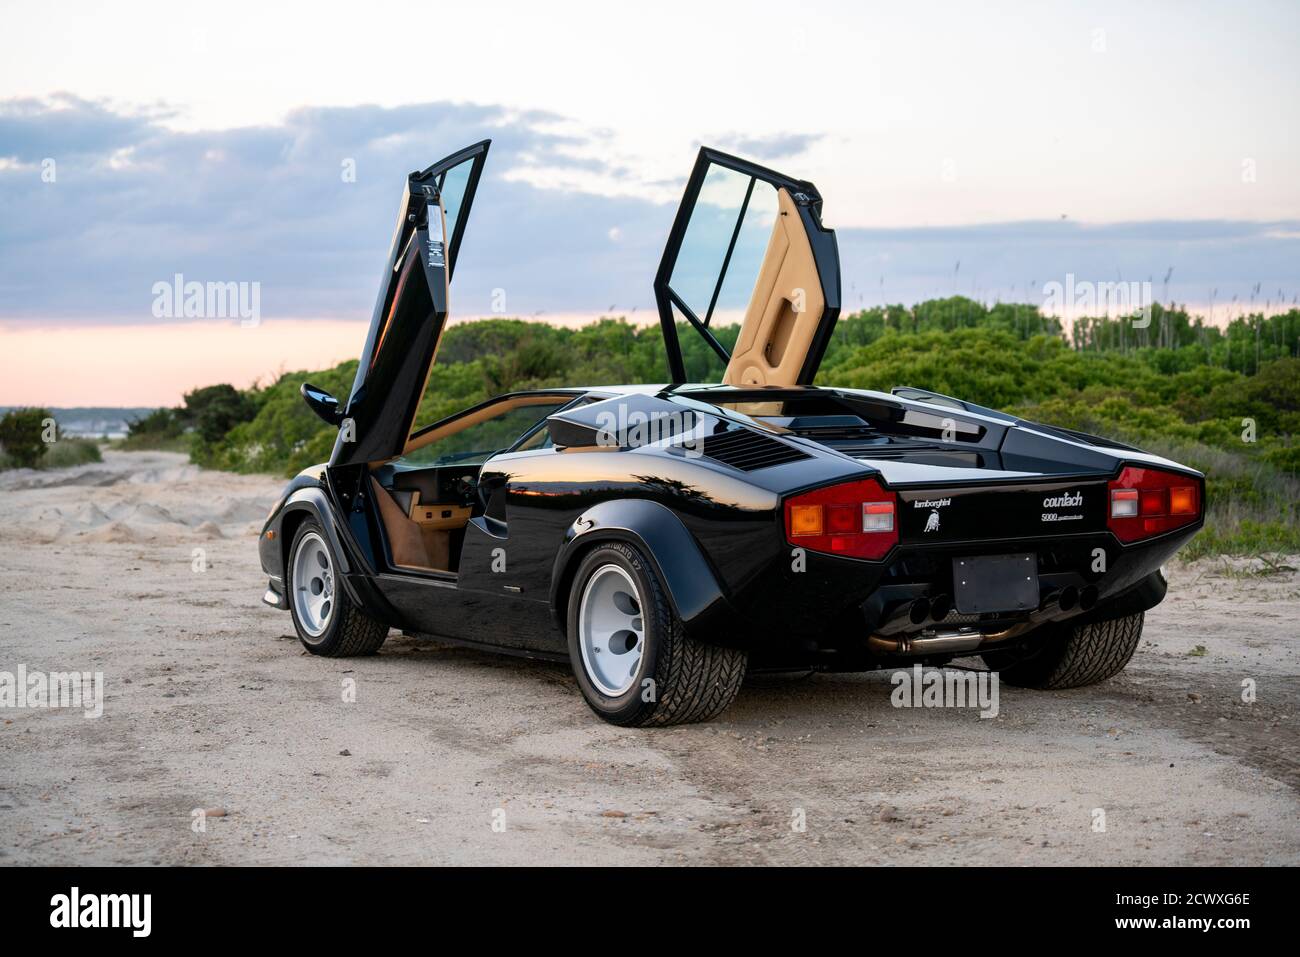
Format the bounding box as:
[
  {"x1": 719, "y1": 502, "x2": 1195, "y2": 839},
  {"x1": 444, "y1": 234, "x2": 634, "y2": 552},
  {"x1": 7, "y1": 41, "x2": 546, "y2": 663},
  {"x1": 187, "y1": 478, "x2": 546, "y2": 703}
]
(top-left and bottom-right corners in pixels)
[{"x1": 701, "y1": 429, "x2": 811, "y2": 471}]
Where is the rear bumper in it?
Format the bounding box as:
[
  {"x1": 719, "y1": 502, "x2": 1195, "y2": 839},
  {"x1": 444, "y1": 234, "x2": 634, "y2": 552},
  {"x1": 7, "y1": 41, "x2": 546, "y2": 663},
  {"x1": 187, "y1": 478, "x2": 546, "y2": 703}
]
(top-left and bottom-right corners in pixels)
[{"x1": 736, "y1": 522, "x2": 1197, "y2": 655}]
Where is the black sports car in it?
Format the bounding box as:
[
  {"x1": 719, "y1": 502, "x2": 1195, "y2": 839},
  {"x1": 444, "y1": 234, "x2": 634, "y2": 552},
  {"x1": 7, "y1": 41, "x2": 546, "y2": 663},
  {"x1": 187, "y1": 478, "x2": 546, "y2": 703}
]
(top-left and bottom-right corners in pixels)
[{"x1": 259, "y1": 140, "x2": 1204, "y2": 725}]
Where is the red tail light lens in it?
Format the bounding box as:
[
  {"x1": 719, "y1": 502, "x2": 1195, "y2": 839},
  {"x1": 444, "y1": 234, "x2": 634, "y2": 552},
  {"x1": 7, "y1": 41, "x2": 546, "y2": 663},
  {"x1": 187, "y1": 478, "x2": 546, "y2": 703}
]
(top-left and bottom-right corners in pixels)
[
  {"x1": 784, "y1": 478, "x2": 898, "y2": 559},
  {"x1": 1107, "y1": 466, "x2": 1201, "y2": 543}
]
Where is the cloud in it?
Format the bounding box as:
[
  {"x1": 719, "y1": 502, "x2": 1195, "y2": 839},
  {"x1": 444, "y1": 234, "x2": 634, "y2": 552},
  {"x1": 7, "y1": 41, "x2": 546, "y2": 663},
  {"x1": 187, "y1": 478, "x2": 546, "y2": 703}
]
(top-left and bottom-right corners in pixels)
[
  {"x1": 0, "y1": 92, "x2": 167, "y2": 161},
  {"x1": 0, "y1": 95, "x2": 1296, "y2": 330},
  {"x1": 0, "y1": 95, "x2": 674, "y2": 321},
  {"x1": 708, "y1": 131, "x2": 824, "y2": 162}
]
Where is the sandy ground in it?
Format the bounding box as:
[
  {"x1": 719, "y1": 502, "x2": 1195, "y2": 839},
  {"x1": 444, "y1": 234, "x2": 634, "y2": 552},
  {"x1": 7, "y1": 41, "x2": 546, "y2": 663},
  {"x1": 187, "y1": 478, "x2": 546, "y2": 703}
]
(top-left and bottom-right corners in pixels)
[{"x1": 0, "y1": 449, "x2": 1296, "y2": 866}]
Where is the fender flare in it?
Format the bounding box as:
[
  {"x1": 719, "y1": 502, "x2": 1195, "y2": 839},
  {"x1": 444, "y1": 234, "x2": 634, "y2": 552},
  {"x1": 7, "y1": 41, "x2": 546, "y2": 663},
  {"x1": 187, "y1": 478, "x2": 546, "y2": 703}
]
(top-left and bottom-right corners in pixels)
[
  {"x1": 275, "y1": 486, "x2": 412, "y2": 627},
  {"x1": 273, "y1": 486, "x2": 383, "y2": 612},
  {"x1": 549, "y1": 499, "x2": 734, "y2": 643},
  {"x1": 281, "y1": 487, "x2": 354, "y2": 573}
]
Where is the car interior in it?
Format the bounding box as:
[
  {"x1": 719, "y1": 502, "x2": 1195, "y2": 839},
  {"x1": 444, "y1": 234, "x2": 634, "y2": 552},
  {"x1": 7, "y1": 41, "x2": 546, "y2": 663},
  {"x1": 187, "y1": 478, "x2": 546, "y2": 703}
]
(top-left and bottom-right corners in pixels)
[{"x1": 367, "y1": 393, "x2": 578, "y2": 575}]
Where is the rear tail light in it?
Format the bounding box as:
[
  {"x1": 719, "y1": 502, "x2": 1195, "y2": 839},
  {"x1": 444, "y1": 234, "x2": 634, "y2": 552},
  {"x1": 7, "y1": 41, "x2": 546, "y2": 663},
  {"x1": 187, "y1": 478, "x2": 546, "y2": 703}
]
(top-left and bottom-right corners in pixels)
[
  {"x1": 1110, "y1": 488, "x2": 1139, "y2": 518},
  {"x1": 862, "y1": 501, "x2": 895, "y2": 532},
  {"x1": 1107, "y1": 466, "x2": 1201, "y2": 543},
  {"x1": 789, "y1": 504, "x2": 824, "y2": 536},
  {"x1": 784, "y1": 478, "x2": 898, "y2": 559},
  {"x1": 1169, "y1": 486, "x2": 1197, "y2": 515}
]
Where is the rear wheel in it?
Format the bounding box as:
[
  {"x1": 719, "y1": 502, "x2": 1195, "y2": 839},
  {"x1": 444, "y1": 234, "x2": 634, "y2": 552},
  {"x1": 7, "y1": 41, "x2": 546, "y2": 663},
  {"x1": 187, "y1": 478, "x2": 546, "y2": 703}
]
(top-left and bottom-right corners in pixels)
[
  {"x1": 288, "y1": 521, "x2": 388, "y2": 657},
  {"x1": 567, "y1": 542, "x2": 747, "y2": 726},
  {"x1": 982, "y1": 612, "x2": 1144, "y2": 689}
]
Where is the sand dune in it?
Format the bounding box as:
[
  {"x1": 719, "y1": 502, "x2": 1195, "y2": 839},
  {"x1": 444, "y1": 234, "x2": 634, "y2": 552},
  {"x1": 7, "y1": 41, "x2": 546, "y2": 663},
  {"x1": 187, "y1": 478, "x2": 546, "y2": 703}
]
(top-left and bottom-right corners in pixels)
[{"x1": 0, "y1": 450, "x2": 277, "y2": 545}]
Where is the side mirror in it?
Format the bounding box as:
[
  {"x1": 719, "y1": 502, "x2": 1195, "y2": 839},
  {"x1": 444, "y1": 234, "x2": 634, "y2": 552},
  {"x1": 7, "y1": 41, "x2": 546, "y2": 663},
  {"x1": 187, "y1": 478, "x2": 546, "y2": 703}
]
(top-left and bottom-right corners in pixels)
[{"x1": 300, "y1": 382, "x2": 345, "y2": 426}]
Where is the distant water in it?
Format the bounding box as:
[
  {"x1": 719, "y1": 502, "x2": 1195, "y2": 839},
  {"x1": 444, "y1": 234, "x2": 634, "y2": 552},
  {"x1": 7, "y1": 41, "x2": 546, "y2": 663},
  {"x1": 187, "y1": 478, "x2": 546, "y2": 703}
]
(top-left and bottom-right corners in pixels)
[{"x1": 0, "y1": 406, "x2": 154, "y2": 440}]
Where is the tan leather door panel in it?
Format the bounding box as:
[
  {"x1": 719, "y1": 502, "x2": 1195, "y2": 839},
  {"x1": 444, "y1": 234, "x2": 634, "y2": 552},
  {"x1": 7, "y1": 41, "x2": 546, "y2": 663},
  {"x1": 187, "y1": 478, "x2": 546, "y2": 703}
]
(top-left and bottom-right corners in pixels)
[{"x1": 723, "y1": 188, "x2": 825, "y2": 387}]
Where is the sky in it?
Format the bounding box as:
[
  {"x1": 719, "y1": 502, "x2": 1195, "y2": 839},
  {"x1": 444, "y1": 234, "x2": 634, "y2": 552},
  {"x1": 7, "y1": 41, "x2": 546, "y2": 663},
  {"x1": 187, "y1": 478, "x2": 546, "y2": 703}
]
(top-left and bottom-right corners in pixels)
[{"x1": 1, "y1": 0, "x2": 1298, "y2": 405}]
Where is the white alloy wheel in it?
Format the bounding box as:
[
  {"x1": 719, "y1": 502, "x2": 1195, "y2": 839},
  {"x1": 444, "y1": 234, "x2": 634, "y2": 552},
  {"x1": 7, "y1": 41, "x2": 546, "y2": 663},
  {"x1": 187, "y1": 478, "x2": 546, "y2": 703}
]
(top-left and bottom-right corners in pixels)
[
  {"x1": 292, "y1": 531, "x2": 335, "y2": 640},
  {"x1": 577, "y1": 563, "x2": 645, "y2": 696}
]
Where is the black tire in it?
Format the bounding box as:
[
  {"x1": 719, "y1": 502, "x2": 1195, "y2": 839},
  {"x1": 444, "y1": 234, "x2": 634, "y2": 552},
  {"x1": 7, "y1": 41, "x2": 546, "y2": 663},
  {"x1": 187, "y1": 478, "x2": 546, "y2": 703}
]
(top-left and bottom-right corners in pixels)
[
  {"x1": 566, "y1": 542, "x2": 747, "y2": 726},
  {"x1": 287, "y1": 520, "x2": 389, "y2": 657},
  {"x1": 982, "y1": 612, "x2": 1144, "y2": 689}
]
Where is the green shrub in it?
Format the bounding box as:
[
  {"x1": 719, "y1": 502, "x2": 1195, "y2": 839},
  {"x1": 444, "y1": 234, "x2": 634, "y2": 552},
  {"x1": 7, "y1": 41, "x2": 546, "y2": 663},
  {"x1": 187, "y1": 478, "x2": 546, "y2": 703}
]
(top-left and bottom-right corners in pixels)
[
  {"x1": 1263, "y1": 444, "x2": 1300, "y2": 475},
  {"x1": 122, "y1": 406, "x2": 186, "y2": 450},
  {"x1": 0, "y1": 407, "x2": 53, "y2": 468},
  {"x1": 184, "y1": 384, "x2": 260, "y2": 448},
  {"x1": 207, "y1": 362, "x2": 359, "y2": 475},
  {"x1": 43, "y1": 437, "x2": 103, "y2": 468}
]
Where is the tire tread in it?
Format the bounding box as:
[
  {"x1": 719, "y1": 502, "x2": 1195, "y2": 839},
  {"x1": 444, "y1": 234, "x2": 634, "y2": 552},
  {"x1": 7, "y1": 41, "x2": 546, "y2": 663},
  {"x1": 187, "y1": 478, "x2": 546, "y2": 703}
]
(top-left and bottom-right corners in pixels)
[
  {"x1": 990, "y1": 612, "x2": 1144, "y2": 689},
  {"x1": 329, "y1": 603, "x2": 389, "y2": 657},
  {"x1": 573, "y1": 542, "x2": 747, "y2": 726}
]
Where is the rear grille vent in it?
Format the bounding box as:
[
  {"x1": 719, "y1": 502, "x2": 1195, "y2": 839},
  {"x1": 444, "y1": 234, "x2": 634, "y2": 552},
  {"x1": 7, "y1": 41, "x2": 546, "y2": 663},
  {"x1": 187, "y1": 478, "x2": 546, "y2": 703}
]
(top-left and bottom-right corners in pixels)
[
  {"x1": 836, "y1": 442, "x2": 944, "y2": 458},
  {"x1": 794, "y1": 424, "x2": 883, "y2": 442},
  {"x1": 700, "y1": 429, "x2": 811, "y2": 471}
]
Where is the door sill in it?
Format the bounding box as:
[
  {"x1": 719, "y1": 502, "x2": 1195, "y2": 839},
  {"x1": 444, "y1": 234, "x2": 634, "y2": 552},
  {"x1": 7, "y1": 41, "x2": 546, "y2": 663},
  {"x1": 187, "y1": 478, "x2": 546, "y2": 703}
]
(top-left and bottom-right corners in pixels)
[{"x1": 380, "y1": 566, "x2": 459, "y2": 585}]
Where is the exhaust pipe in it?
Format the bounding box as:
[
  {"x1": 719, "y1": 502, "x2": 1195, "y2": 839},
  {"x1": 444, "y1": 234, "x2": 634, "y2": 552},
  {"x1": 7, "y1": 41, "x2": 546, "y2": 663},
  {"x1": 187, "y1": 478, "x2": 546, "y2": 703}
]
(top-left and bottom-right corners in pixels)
[
  {"x1": 975, "y1": 589, "x2": 1062, "y2": 646},
  {"x1": 908, "y1": 597, "x2": 931, "y2": 626},
  {"x1": 867, "y1": 582, "x2": 1103, "y2": 657},
  {"x1": 869, "y1": 587, "x2": 1067, "y2": 655},
  {"x1": 929, "y1": 593, "x2": 953, "y2": 622},
  {"x1": 1058, "y1": 585, "x2": 1078, "y2": 612},
  {"x1": 867, "y1": 628, "x2": 984, "y2": 656},
  {"x1": 873, "y1": 594, "x2": 939, "y2": 635}
]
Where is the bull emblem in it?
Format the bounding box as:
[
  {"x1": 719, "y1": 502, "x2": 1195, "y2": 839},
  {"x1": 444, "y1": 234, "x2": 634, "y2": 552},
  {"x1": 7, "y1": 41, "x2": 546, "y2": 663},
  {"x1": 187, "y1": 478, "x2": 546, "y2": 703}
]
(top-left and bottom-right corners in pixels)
[{"x1": 924, "y1": 510, "x2": 941, "y2": 533}]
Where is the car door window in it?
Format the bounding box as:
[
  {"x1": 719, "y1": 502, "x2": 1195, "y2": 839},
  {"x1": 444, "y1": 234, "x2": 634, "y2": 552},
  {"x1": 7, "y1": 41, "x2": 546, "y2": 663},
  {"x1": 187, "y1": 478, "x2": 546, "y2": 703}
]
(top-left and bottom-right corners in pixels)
[
  {"x1": 669, "y1": 166, "x2": 779, "y2": 330},
  {"x1": 402, "y1": 397, "x2": 570, "y2": 467},
  {"x1": 654, "y1": 148, "x2": 840, "y2": 386},
  {"x1": 435, "y1": 158, "x2": 473, "y2": 265}
]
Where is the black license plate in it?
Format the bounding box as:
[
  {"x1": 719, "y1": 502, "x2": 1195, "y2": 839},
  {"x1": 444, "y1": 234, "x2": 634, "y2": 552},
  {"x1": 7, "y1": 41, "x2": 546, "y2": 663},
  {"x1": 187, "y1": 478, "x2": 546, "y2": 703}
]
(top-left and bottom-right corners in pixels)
[{"x1": 952, "y1": 553, "x2": 1039, "y2": 614}]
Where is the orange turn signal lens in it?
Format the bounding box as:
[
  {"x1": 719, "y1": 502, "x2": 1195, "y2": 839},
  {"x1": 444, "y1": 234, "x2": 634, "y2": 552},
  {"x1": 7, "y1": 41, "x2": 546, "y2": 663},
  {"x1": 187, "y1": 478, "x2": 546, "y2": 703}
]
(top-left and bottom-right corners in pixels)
[
  {"x1": 1169, "y1": 486, "x2": 1197, "y2": 515},
  {"x1": 789, "y1": 504, "x2": 823, "y2": 536}
]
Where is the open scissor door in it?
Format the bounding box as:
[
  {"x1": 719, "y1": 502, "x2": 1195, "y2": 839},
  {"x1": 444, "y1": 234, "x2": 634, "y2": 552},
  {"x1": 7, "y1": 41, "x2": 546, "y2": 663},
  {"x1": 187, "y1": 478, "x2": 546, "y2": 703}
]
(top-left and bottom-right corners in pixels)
[
  {"x1": 653, "y1": 147, "x2": 841, "y2": 386},
  {"x1": 330, "y1": 140, "x2": 490, "y2": 467}
]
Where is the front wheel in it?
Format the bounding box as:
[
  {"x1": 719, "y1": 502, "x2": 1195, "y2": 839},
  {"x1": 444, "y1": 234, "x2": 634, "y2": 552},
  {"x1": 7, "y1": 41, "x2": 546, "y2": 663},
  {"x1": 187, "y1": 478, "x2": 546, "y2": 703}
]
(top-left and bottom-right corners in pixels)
[
  {"x1": 288, "y1": 521, "x2": 389, "y2": 657},
  {"x1": 982, "y1": 612, "x2": 1144, "y2": 689},
  {"x1": 566, "y1": 542, "x2": 747, "y2": 726}
]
